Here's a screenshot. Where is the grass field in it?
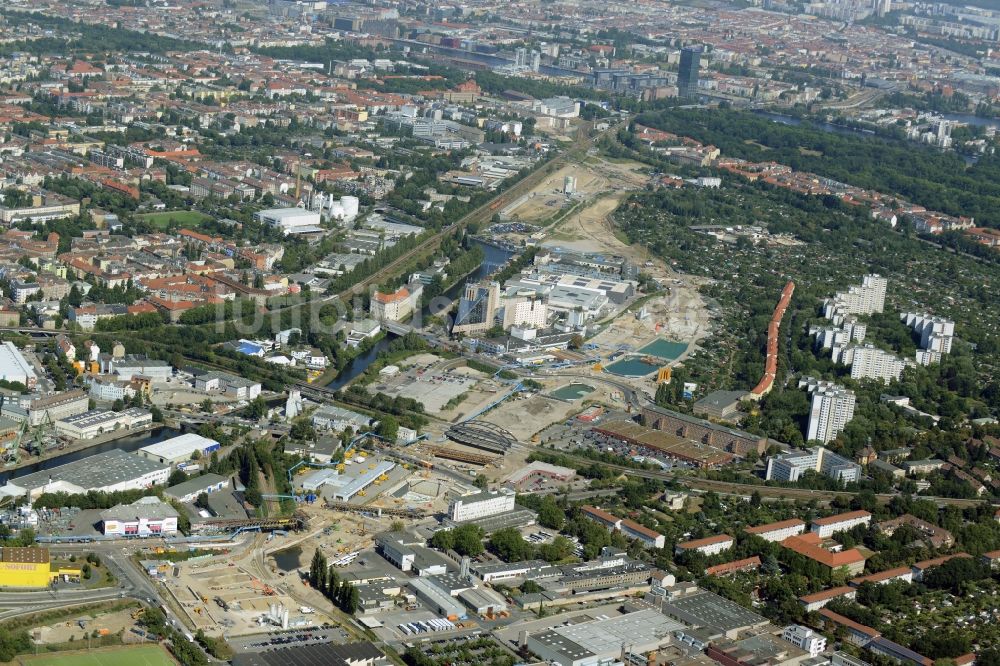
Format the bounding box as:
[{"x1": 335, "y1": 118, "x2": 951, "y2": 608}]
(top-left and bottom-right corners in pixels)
[
  {"x1": 20, "y1": 645, "x2": 176, "y2": 666},
  {"x1": 137, "y1": 210, "x2": 213, "y2": 228}
]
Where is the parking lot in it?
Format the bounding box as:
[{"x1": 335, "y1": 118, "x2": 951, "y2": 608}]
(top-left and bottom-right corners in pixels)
[{"x1": 228, "y1": 626, "x2": 350, "y2": 653}]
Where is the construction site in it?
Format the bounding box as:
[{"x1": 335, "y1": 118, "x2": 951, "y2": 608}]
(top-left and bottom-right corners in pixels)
[{"x1": 158, "y1": 550, "x2": 328, "y2": 638}]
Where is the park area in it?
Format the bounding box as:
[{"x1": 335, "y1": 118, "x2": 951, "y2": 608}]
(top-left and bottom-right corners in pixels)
[
  {"x1": 137, "y1": 211, "x2": 213, "y2": 229},
  {"x1": 19, "y1": 645, "x2": 176, "y2": 666}
]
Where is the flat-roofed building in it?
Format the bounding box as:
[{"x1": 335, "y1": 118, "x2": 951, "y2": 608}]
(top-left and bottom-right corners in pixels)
[
  {"x1": 525, "y1": 608, "x2": 682, "y2": 666},
  {"x1": 138, "y1": 433, "x2": 220, "y2": 466},
  {"x1": 0, "y1": 342, "x2": 37, "y2": 389},
  {"x1": 254, "y1": 208, "x2": 322, "y2": 235},
  {"x1": 25, "y1": 389, "x2": 88, "y2": 426},
  {"x1": 9, "y1": 449, "x2": 169, "y2": 501},
  {"x1": 165, "y1": 473, "x2": 229, "y2": 503},
  {"x1": 54, "y1": 408, "x2": 151, "y2": 440},
  {"x1": 766, "y1": 446, "x2": 861, "y2": 483},
  {"x1": 782, "y1": 625, "x2": 827, "y2": 657},
  {"x1": 661, "y1": 590, "x2": 770, "y2": 639},
  {"x1": 449, "y1": 489, "x2": 515, "y2": 522}
]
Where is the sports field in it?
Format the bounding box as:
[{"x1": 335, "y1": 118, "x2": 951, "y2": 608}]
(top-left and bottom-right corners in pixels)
[
  {"x1": 19, "y1": 645, "x2": 176, "y2": 666},
  {"x1": 138, "y1": 210, "x2": 213, "y2": 229}
]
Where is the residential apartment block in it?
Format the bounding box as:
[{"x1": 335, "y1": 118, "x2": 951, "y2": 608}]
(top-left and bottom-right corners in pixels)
[
  {"x1": 744, "y1": 518, "x2": 806, "y2": 543},
  {"x1": 799, "y1": 377, "x2": 856, "y2": 444},
  {"x1": 674, "y1": 534, "x2": 734, "y2": 557},
  {"x1": 811, "y1": 510, "x2": 872, "y2": 538}
]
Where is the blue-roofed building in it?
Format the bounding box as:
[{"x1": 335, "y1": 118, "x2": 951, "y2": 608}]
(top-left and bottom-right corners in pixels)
[{"x1": 232, "y1": 340, "x2": 265, "y2": 357}]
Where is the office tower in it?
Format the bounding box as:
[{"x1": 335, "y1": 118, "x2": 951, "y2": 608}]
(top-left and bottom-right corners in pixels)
[{"x1": 678, "y1": 46, "x2": 702, "y2": 98}]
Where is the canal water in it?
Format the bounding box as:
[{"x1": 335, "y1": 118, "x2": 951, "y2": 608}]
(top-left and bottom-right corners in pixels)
[
  {"x1": 325, "y1": 240, "x2": 516, "y2": 392},
  {"x1": 0, "y1": 425, "x2": 181, "y2": 485},
  {"x1": 272, "y1": 545, "x2": 303, "y2": 572}
]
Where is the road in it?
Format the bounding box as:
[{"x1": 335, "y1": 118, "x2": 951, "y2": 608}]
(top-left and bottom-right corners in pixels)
[{"x1": 0, "y1": 587, "x2": 126, "y2": 621}]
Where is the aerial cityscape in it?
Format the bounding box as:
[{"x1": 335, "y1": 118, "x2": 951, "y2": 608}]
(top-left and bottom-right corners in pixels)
[{"x1": 0, "y1": 1, "x2": 998, "y2": 666}]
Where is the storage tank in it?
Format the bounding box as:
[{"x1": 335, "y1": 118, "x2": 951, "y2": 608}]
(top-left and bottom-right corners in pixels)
[{"x1": 340, "y1": 196, "x2": 359, "y2": 220}]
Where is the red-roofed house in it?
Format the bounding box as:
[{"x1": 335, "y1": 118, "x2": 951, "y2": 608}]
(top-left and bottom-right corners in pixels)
[
  {"x1": 675, "y1": 534, "x2": 734, "y2": 557},
  {"x1": 782, "y1": 533, "x2": 866, "y2": 575},
  {"x1": 818, "y1": 608, "x2": 881, "y2": 646},
  {"x1": 849, "y1": 566, "x2": 913, "y2": 587},
  {"x1": 745, "y1": 518, "x2": 805, "y2": 543},
  {"x1": 705, "y1": 556, "x2": 761, "y2": 577},
  {"x1": 799, "y1": 585, "x2": 856, "y2": 612},
  {"x1": 811, "y1": 510, "x2": 871, "y2": 538}
]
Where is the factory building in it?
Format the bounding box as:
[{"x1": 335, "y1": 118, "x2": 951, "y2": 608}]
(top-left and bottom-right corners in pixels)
[
  {"x1": 138, "y1": 433, "x2": 220, "y2": 466},
  {"x1": 165, "y1": 473, "x2": 229, "y2": 504},
  {"x1": 53, "y1": 408, "x2": 152, "y2": 440},
  {"x1": 407, "y1": 577, "x2": 467, "y2": 620},
  {"x1": 254, "y1": 208, "x2": 323, "y2": 235},
  {"x1": 524, "y1": 608, "x2": 683, "y2": 666}
]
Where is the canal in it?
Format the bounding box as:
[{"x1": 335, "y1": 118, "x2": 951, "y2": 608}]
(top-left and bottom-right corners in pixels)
[
  {"x1": 0, "y1": 425, "x2": 181, "y2": 485},
  {"x1": 325, "y1": 240, "x2": 516, "y2": 392}
]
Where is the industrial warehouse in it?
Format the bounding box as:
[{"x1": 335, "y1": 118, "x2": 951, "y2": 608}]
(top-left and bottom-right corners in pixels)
[{"x1": 4, "y1": 449, "x2": 169, "y2": 501}]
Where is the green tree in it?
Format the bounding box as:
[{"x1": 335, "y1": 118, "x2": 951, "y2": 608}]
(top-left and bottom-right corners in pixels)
[
  {"x1": 376, "y1": 414, "x2": 399, "y2": 442},
  {"x1": 489, "y1": 527, "x2": 534, "y2": 562}
]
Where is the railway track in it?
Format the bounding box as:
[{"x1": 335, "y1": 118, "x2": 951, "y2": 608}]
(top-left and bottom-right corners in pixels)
[{"x1": 518, "y1": 443, "x2": 986, "y2": 508}]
